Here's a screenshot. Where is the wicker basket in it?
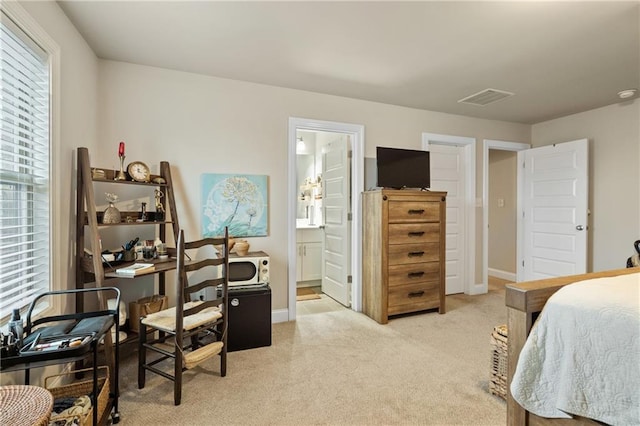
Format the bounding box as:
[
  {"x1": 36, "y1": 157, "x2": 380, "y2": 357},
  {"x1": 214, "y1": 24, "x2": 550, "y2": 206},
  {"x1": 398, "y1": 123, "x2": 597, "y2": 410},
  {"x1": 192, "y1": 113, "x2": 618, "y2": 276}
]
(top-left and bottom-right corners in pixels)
[
  {"x1": 0, "y1": 385, "x2": 53, "y2": 426},
  {"x1": 45, "y1": 367, "x2": 109, "y2": 426},
  {"x1": 489, "y1": 324, "x2": 508, "y2": 400},
  {"x1": 129, "y1": 294, "x2": 168, "y2": 332}
]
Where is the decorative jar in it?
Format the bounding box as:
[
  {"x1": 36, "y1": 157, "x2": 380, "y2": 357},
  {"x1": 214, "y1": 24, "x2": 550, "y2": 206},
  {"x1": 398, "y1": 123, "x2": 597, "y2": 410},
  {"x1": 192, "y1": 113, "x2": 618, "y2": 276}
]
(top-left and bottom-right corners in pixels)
[
  {"x1": 102, "y1": 202, "x2": 121, "y2": 224},
  {"x1": 234, "y1": 240, "x2": 250, "y2": 256}
]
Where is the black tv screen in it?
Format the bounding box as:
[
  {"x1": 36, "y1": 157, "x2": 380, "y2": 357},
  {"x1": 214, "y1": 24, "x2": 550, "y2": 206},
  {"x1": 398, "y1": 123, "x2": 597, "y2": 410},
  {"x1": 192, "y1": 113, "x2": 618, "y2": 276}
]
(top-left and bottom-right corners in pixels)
[{"x1": 376, "y1": 146, "x2": 430, "y2": 189}]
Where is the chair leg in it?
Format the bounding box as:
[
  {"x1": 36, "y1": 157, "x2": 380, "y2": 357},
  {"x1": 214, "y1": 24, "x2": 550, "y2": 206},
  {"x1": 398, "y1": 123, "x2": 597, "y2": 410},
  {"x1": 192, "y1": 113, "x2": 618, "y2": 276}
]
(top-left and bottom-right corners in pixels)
[
  {"x1": 221, "y1": 345, "x2": 227, "y2": 377},
  {"x1": 174, "y1": 340, "x2": 182, "y2": 405},
  {"x1": 138, "y1": 321, "x2": 146, "y2": 389},
  {"x1": 221, "y1": 318, "x2": 227, "y2": 377},
  {"x1": 190, "y1": 334, "x2": 199, "y2": 351}
]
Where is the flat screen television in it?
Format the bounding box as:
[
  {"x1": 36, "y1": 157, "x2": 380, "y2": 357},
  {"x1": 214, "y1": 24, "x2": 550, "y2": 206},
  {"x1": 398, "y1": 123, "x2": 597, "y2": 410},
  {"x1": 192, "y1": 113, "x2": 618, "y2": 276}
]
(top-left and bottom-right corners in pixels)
[{"x1": 376, "y1": 146, "x2": 430, "y2": 189}]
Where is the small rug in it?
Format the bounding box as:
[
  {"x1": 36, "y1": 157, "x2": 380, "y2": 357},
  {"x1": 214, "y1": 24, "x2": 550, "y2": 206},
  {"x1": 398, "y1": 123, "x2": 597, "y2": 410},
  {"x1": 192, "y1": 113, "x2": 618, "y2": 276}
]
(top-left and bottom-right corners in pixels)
[{"x1": 296, "y1": 287, "x2": 321, "y2": 301}]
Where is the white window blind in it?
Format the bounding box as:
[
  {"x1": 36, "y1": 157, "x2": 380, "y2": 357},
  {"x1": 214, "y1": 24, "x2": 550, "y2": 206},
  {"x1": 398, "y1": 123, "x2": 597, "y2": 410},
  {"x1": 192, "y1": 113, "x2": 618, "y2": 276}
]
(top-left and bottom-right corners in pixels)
[{"x1": 0, "y1": 11, "x2": 51, "y2": 319}]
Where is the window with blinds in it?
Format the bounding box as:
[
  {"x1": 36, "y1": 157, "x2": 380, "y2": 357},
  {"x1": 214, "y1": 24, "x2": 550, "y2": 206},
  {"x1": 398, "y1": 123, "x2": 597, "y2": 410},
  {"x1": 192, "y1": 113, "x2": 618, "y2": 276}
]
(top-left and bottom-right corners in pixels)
[{"x1": 0, "y1": 11, "x2": 51, "y2": 319}]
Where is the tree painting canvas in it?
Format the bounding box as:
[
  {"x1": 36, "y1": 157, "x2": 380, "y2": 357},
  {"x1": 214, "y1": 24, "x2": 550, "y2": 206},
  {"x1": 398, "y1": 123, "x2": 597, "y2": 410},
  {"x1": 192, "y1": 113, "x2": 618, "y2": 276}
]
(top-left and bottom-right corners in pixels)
[{"x1": 201, "y1": 174, "x2": 268, "y2": 238}]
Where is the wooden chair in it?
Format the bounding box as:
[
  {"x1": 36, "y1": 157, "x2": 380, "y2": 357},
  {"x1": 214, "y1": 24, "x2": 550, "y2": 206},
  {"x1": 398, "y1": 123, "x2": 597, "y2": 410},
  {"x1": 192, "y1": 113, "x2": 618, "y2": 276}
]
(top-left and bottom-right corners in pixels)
[{"x1": 138, "y1": 228, "x2": 229, "y2": 405}]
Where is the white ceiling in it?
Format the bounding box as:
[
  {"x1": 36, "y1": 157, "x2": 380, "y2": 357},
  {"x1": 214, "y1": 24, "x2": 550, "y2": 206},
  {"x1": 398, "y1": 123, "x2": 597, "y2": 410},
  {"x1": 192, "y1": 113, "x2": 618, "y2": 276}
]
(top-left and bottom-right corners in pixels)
[{"x1": 58, "y1": 1, "x2": 640, "y2": 124}]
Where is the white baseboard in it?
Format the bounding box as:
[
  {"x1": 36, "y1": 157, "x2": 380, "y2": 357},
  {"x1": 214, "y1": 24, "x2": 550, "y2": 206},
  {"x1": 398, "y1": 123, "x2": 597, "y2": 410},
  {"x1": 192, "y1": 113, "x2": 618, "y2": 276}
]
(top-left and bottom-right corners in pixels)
[
  {"x1": 468, "y1": 282, "x2": 488, "y2": 295},
  {"x1": 488, "y1": 268, "x2": 516, "y2": 282},
  {"x1": 272, "y1": 308, "x2": 289, "y2": 323}
]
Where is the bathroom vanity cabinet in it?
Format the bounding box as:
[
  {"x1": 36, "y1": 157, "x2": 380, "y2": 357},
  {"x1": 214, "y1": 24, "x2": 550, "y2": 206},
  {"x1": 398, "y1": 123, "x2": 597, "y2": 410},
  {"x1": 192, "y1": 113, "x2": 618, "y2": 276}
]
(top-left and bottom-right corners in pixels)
[{"x1": 296, "y1": 228, "x2": 323, "y2": 282}]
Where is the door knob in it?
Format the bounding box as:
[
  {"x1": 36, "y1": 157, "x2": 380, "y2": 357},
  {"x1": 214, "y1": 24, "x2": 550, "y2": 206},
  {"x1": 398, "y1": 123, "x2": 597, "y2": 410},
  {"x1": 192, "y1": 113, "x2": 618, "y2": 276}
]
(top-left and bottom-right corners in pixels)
[{"x1": 576, "y1": 225, "x2": 584, "y2": 231}]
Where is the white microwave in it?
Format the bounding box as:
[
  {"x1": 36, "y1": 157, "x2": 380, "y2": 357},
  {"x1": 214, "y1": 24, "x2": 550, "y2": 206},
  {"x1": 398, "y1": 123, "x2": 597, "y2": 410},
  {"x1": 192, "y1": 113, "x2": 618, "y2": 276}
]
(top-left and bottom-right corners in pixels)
[{"x1": 228, "y1": 251, "x2": 269, "y2": 286}]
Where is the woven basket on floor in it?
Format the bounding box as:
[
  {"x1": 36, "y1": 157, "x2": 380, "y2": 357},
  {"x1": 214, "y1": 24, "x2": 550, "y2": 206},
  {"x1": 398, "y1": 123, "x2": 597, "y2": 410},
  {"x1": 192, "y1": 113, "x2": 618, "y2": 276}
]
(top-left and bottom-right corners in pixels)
[
  {"x1": 489, "y1": 324, "x2": 508, "y2": 400},
  {"x1": 0, "y1": 385, "x2": 53, "y2": 426},
  {"x1": 45, "y1": 367, "x2": 109, "y2": 426}
]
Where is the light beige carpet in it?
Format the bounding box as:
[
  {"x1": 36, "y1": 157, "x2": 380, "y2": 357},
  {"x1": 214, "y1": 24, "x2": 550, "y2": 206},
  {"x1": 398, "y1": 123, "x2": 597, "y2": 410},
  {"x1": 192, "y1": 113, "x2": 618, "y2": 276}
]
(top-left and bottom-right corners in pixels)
[
  {"x1": 296, "y1": 287, "x2": 321, "y2": 301},
  {"x1": 116, "y1": 283, "x2": 508, "y2": 425}
]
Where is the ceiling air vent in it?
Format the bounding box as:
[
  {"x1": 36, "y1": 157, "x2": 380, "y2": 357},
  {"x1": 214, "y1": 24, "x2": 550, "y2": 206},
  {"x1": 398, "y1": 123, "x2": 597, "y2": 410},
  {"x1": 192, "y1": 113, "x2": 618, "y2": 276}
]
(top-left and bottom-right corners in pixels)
[{"x1": 458, "y1": 88, "x2": 514, "y2": 106}]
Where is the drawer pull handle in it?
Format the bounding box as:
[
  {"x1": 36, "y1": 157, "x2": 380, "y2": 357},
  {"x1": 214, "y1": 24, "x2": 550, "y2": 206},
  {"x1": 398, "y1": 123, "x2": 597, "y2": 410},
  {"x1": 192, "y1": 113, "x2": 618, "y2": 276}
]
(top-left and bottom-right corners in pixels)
[
  {"x1": 408, "y1": 271, "x2": 425, "y2": 278},
  {"x1": 408, "y1": 290, "x2": 425, "y2": 298},
  {"x1": 408, "y1": 251, "x2": 425, "y2": 257},
  {"x1": 408, "y1": 209, "x2": 425, "y2": 214},
  {"x1": 408, "y1": 231, "x2": 425, "y2": 237}
]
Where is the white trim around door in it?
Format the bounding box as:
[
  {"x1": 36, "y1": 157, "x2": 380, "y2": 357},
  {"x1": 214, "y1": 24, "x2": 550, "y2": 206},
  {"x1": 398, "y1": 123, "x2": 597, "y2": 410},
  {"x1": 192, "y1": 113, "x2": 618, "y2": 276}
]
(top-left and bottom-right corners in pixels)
[
  {"x1": 482, "y1": 139, "x2": 530, "y2": 289},
  {"x1": 422, "y1": 133, "x2": 478, "y2": 294},
  {"x1": 288, "y1": 117, "x2": 364, "y2": 321}
]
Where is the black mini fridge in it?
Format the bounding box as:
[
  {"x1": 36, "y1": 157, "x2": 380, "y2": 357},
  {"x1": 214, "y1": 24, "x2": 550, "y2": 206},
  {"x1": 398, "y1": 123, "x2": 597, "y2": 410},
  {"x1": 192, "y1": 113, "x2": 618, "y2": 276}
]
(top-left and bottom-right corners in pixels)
[{"x1": 225, "y1": 284, "x2": 272, "y2": 352}]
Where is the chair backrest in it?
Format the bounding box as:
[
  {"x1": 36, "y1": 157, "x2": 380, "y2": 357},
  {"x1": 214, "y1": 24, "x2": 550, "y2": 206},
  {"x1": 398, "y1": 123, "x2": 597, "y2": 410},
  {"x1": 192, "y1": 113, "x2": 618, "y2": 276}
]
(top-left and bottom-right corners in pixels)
[{"x1": 175, "y1": 228, "x2": 229, "y2": 332}]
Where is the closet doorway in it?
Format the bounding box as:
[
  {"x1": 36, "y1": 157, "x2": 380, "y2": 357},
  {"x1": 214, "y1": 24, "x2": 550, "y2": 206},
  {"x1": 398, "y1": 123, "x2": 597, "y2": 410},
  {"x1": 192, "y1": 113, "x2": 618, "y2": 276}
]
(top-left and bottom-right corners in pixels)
[
  {"x1": 287, "y1": 118, "x2": 364, "y2": 321},
  {"x1": 482, "y1": 140, "x2": 530, "y2": 287},
  {"x1": 422, "y1": 133, "x2": 478, "y2": 294}
]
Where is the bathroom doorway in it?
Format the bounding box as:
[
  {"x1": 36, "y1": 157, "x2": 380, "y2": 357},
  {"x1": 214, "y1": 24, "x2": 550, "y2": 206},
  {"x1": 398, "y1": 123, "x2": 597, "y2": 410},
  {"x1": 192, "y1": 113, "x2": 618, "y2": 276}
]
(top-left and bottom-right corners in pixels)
[{"x1": 287, "y1": 118, "x2": 364, "y2": 321}]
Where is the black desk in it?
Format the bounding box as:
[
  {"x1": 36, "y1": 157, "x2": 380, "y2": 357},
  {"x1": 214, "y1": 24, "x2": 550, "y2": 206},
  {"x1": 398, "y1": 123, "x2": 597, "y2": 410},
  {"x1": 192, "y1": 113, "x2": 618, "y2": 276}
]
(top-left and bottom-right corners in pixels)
[{"x1": 0, "y1": 288, "x2": 121, "y2": 425}]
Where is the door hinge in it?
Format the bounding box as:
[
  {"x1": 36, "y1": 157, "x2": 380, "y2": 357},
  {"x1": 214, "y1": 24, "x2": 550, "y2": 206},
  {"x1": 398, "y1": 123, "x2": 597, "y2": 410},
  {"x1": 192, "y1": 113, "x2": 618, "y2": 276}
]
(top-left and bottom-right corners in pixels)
[
  {"x1": 347, "y1": 275, "x2": 352, "y2": 283},
  {"x1": 347, "y1": 212, "x2": 352, "y2": 221},
  {"x1": 522, "y1": 260, "x2": 525, "y2": 267},
  {"x1": 348, "y1": 150, "x2": 353, "y2": 159},
  {"x1": 522, "y1": 161, "x2": 526, "y2": 168}
]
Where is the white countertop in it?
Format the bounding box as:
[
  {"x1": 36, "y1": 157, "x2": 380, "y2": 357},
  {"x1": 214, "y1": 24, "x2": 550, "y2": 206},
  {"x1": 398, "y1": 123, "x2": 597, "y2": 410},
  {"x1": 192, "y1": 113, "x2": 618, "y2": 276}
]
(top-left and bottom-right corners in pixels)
[{"x1": 296, "y1": 219, "x2": 321, "y2": 229}]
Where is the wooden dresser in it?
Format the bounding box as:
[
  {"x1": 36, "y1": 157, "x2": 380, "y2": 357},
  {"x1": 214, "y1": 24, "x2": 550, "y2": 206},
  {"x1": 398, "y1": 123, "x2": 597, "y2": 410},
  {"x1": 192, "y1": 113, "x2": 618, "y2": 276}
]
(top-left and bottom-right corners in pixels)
[{"x1": 362, "y1": 189, "x2": 446, "y2": 324}]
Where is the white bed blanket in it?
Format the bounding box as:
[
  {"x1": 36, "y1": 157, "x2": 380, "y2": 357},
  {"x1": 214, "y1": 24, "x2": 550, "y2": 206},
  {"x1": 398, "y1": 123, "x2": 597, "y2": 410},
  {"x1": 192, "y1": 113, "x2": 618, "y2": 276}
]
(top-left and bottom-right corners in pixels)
[{"x1": 510, "y1": 272, "x2": 640, "y2": 425}]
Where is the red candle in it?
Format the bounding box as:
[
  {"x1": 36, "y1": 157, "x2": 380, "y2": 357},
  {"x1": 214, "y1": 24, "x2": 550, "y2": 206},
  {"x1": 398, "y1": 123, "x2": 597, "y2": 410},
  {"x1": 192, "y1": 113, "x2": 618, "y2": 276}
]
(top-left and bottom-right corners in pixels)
[{"x1": 118, "y1": 141, "x2": 125, "y2": 157}]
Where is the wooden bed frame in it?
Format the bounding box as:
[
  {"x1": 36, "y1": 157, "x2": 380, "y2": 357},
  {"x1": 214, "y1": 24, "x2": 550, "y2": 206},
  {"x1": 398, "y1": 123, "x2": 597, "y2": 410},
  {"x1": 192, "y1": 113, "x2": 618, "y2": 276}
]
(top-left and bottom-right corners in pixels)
[{"x1": 505, "y1": 267, "x2": 639, "y2": 426}]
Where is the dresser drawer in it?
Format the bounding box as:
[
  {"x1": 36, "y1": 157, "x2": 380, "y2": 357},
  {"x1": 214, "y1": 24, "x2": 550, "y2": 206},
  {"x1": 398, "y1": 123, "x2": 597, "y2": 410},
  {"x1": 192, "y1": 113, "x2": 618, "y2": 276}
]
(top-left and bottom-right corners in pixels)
[
  {"x1": 388, "y1": 223, "x2": 440, "y2": 244},
  {"x1": 388, "y1": 243, "x2": 440, "y2": 265},
  {"x1": 387, "y1": 281, "x2": 440, "y2": 315},
  {"x1": 388, "y1": 201, "x2": 440, "y2": 223},
  {"x1": 388, "y1": 262, "x2": 440, "y2": 287}
]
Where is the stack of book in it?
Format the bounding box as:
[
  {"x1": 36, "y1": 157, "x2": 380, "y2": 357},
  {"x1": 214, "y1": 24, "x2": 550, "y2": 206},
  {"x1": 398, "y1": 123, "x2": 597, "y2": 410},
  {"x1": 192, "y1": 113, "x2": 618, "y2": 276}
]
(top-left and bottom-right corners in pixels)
[{"x1": 115, "y1": 263, "x2": 155, "y2": 276}]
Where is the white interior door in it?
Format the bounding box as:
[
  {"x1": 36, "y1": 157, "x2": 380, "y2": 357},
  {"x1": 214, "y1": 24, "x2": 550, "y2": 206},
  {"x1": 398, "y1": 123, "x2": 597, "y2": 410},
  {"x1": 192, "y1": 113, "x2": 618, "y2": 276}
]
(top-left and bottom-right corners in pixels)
[
  {"x1": 429, "y1": 144, "x2": 466, "y2": 294},
  {"x1": 321, "y1": 139, "x2": 350, "y2": 306},
  {"x1": 519, "y1": 139, "x2": 589, "y2": 281}
]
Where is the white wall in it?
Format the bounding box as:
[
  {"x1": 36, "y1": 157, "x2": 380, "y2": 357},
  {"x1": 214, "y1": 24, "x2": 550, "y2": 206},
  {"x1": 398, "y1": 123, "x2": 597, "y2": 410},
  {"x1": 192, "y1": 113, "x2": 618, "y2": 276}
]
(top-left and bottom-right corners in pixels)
[
  {"x1": 532, "y1": 99, "x2": 640, "y2": 272},
  {"x1": 96, "y1": 60, "x2": 530, "y2": 310}
]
